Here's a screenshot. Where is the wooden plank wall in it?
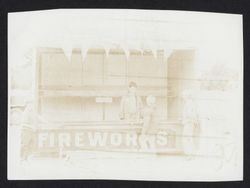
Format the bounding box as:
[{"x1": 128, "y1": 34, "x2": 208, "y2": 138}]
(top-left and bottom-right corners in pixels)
[{"x1": 37, "y1": 48, "x2": 170, "y2": 122}]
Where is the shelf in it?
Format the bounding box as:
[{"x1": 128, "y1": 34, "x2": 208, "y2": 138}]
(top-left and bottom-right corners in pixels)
[{"x1": 38, "y1": 85, "x2": 169, "y2": 97}]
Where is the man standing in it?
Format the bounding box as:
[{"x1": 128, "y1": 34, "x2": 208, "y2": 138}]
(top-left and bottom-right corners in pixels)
[{"x1": 120, "y1": 82, "x2": 143, "y2": 122}]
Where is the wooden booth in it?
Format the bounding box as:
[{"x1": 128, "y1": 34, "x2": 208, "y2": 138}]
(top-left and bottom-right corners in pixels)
[{"x1": 33, "y1": 47, "x2": 195, "y2": 155}]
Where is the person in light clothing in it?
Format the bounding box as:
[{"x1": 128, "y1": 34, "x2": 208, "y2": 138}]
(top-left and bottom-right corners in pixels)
[
  {"x1": 139, "y1": 95, "x2": 158, "y2": 151},
  {"x1": 120, "y1": 82, "x2": 143, "y2": 122},
  {"x1": 182, "y1": 90, "x2": 201, "y2": 156}
]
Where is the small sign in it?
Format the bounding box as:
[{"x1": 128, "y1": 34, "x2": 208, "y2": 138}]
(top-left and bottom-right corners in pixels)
[{"x1": 95, "y1": 97, "x2": 113, "y2": 103}]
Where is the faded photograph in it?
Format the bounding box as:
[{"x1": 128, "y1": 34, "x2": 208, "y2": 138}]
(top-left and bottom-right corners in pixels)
[{"x1": 8, "y1": 9, "x2": 243, "y2": 181}]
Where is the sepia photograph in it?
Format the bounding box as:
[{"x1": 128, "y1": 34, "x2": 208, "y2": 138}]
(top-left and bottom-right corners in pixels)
[{"x1": 7, "y1": 9, "x2": 243, "y2": 181}]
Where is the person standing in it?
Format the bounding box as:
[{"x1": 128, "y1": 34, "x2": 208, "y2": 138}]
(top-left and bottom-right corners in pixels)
[
  {"x1": 182, "y1": 90, "x2": 201, "y2": 156},
  {"x1": 139, "y1": 95, "x2": 158, "y2": 151},
  {"x1": 120, "y1": 82, "x2": 143, "y2": 122}
]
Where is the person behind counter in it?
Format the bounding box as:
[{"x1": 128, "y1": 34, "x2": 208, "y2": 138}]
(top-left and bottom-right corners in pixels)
[{"x1": 119, "y1": 82, "x2": 143, "y2": 122}]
